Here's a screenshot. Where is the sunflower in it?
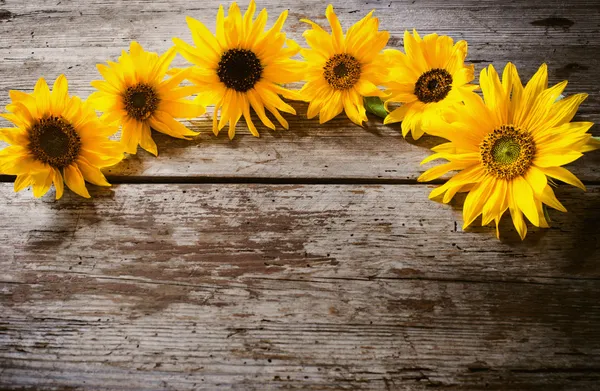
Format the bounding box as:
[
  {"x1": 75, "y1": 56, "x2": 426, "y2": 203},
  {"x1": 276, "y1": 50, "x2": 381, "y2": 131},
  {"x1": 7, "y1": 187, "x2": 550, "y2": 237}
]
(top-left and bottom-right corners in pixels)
[
  {"x1": 172, "y1": 0, "x2": 304, "y2": 139},
  {"x1": 299, "y1": 5, "x2": 389, "y2": 125},
  {"x1": 418, "y1": 63, "x2": 598, "y2": 239},
  {"x1": 89, "y1": 41, "x2": 204, "y2": 156},
  {"x1": 0, "y1": 75, "x2": 123, "y2": 199},
  {"x1": 383, "y1": 30, "x2": 478, "y2": 140}
]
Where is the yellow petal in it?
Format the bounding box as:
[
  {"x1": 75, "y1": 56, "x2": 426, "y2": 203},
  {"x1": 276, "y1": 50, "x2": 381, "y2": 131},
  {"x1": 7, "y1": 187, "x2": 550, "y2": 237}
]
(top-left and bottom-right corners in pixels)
[
  {"x1": 523, "y1": 166, "x2": 547, "y2": 196},
  {"x1": 159, "y1": 100, "x2": 205, "y2": 119},
  {"x1": 139, "y1": 125, "x2": 158, "y2": 156},
  {"x1": 514, "y1": 63, "x2": 548, "y2": 125},
  {"x1": 319, "y1": 92, "x2": 343, "y2": 124},
  {"x1": 91, "y1": 80, "x2": 120, "y2": 95},
  {"x1": 384, "y1": 104, "x2": 410, "y2": 125},
  {"x1": 95, "y1": 63, "x2": 125, "y2": 91},
  {"x1": 14, "y1": 174, "x2": 31, "y2": 192},
  {"x1": 185, "y1": 16, "x2": 221, "y2": 56},
  {"x1": 539, "y1": 184, "x2": 567, "y2": 212},
  {"x1": 481, "y1": 178, "x2": 505, "y2": 226},
  {"x1": 34, "y1": 77, "x2": 51, "y2": 116},
  {"x1": 0, "y1": 128, "x2": 28, "y2": 146},
  {"x1": 51, "y1": 74, "x2": 69, "y2": 115},
  {"x1": 242, "y1": 104, "x2": 260, "y2": 137},
  {"x1": 52, "y1": 167, "x2": 64, "y2": 200},
  {"x1": 149, "y1": 47, "x2": 177, "y2": 82},
  {"x1": 544, "y1": 93, "x2": 588, "y2": 129},
  {"x1": 247, "y1": 90, "x2": 275, "y2": 130},
  {"x1": 265, "y1": 104, "x2": 289, "y2": 130},
  {"x1": 150, "y1": 111, "x2": 198, "y2": 139},
  {"x1": 9, "y1": 90, "x2": 38, "y2": 119},
  {"x1": 533, "y1": 151, "x2": 582, "y2": 167},
  {"x1": 418, "y1": 162, "x2": 455, "y2": 182},
  {"x1": 479, "y1": 64, "x2": 507, "y2": 125},
  {"x1": 121, "y1": 119, "x2": 142, "y2": 154},
  {"x1": 64, "y1": 164, "x2": 91, "y2": 198},
  {"x1": 512, "y1": 176, "x2": 539, "y2": 227},
  {"x1": 539, "y1": 166, "x2": 585, "y2": 191},
  {"x1": 31, "y1": 168, "x2": 54, "y2": 198},
  {"x1": 463, "y1": 176, "x2": 495, "y2": 229},
  {"x1": 508, "y1": 184, "x2": 527, "y2": 240},
  {"x1": 325, "y1": 5, "x2": 344, "y2": 51},
  {"x1": 77, "y1": 157, "x2": 111, "y2": 186}
]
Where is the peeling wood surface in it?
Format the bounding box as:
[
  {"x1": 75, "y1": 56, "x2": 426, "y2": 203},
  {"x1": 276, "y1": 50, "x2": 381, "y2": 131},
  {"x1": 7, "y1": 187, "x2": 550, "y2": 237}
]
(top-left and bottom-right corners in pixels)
[
  {"x1": 1, "y1": 0, "x2": 600, "y2": 390},
  {"x1": 1, "y1": 184, "x2": 600, "y2": 390}
]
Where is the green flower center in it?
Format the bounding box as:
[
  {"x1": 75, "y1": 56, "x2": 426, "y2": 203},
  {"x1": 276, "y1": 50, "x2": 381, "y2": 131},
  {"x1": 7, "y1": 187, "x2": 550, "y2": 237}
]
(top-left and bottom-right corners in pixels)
[
  {"x1": 480, "y1": 125, "x2": 536, "y2": 180},
  {"x1": 492, "y1": 137, "x2": 522, "y2": 165}
]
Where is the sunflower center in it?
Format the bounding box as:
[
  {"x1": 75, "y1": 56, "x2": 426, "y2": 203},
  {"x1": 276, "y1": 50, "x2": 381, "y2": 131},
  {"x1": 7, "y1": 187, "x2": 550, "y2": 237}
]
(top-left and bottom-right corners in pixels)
[
  {"x1": 123, "y1": 83, "x2": 159, "y2": 121},
  {"x1": 217, "y1": 49, "x2": 263, "y2": 92},
  {"x1": 323, "y1": 53, "x2": 361, "y2": 90},
  {"x1": 414, "y1": 68, "x2": 453, "y2": 103},
  {"x1": 29, "y1": 116, "x2": 81, "y2": 168},
  {"x1": 480, "y1": 125, "x2": 536, "y2": 180}
]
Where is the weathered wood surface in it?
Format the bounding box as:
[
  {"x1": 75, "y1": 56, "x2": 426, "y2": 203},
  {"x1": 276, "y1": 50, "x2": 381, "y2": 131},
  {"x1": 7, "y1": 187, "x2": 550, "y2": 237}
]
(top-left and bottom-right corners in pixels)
[
  {"x1": 1, "y1": 0, "x2": 600, "y2": 390},
  {"x1": 1, "y1": 184, "x2": 599, "y2": 391},
  {"x1": 0, "y1": 0, "x2": 599, "y2": 181}
]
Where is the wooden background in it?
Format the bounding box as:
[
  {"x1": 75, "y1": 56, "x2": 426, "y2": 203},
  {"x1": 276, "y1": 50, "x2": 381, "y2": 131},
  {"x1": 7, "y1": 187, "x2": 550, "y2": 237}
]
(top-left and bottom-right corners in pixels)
[{"x1": 1, "y1": 0, "x2": 599, "y2": 390}]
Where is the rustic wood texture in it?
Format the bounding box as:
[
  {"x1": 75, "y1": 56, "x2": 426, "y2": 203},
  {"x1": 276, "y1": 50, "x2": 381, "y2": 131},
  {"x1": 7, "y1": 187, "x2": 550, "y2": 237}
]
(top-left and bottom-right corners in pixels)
[
  {"x1": 1, "y1": 0, "x2": 600, "y2": 390},
  {"x1": 1, "y1": 184, "x2": 600, "y2": 391}
]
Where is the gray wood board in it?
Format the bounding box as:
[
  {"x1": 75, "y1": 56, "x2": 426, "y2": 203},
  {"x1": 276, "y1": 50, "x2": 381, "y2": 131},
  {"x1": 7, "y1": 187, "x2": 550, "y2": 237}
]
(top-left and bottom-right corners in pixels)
[{"x1": 1, "y1": 183, "x2": 599, "y2": 390}]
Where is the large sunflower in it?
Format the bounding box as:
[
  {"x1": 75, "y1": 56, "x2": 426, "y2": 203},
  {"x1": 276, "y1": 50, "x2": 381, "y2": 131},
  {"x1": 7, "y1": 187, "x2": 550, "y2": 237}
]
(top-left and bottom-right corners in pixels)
[
  {"x1": 418, "y1": 63, "x2": 598, "y2": 239},
  {"x1": 383, "y1": 30, "x2": 478, "y2": 139},
  {"x1": 89, "y1": 41, "x2": 204, "y2": 156},
  {"x1": 172, "y1": 0, "x2": 304, "y2": 139},
  {"x1": 0, "y1": 76, "x2": 123, "y2": 199},
  {"x1": 299, "y1": 5, "x2": 389, "y2": 125}
]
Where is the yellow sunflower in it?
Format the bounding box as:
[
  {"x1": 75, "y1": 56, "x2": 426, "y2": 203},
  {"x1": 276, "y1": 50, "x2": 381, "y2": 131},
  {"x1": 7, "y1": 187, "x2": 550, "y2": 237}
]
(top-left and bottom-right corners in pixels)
[
  {"x1": 299, "y1": 5, "x2": 389, "y2": 125},
  {"x1": 0, "y1": 75, "x2": 123, "y2": 199},
  {"x1": 418, "y1": 63, "x2": 599, "y2": 239},
  {"x1": 383, "y1": 30, "x2": 478, "y2": 139},
  {"x1": 172, "y1": 0, "x2": 304, "y2": 139},
  {"x1": 89, "y1": 41, "x2": 204, "y2": 156}
]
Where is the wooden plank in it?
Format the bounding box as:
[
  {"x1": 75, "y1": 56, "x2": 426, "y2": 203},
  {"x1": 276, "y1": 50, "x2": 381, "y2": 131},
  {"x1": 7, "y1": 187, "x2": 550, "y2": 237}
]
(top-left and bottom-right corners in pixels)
[
  {"x1": 0, "y1": 0, "x2": 599, "y2": 181},
  {"x1": 0, "y1": 183, "x2": 599, "y2": 281},
  {"x1": 1, "y1": 184, "x2": 599, "y2": 390}
]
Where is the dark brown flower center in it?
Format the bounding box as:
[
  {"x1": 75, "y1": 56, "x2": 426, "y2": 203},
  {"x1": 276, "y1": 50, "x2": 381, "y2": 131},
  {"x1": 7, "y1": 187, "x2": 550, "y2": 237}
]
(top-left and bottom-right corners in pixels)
[
  {"x1": 123, "y1": 83, "x2": 159, "y2": 121},
  {"x1": 217, "y1": 49, "x2": 263, "y2": 92},
  {"x1": 323, "y1": 53, "x2": 361, "y2": 90},
  {"x1": 29, "y1": 116, "x2": 81, "y2": 168},
  {"x1": 480, "y1": 125, "x2": 536, "y2": 180},
  {"x1": 414, "y1": 68, "x2": 453, "y2": 103}
]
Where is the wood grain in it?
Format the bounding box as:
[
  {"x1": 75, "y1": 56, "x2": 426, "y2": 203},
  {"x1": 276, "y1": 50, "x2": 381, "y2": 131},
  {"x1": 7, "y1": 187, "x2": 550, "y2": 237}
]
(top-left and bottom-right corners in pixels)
[
  {"x1": 0, "y1": 0, "x2": 598, "y2": 181},
  {"x1": 1, "y1": 184, "x2": 599, "y2": 390},
  {"x1": 1, "y1": 0, "x2": 600, "y2": 390}
]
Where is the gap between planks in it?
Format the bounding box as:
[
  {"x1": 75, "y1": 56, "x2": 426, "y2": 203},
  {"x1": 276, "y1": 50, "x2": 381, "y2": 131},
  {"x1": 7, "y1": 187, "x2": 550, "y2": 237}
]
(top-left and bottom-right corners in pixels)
[{"x1": 1, "y1": 175, "x2": 599, "y2": 186}]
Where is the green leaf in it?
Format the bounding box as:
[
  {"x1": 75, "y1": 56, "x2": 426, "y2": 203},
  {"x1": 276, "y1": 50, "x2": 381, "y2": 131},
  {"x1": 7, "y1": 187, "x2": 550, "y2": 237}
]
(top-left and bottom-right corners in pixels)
[
  {"x1": 542, "y1": 204, "x2": 552, "y2": 224},
  {"x1": 364, "y1": 96, "x2": 387, "y2": 119}
]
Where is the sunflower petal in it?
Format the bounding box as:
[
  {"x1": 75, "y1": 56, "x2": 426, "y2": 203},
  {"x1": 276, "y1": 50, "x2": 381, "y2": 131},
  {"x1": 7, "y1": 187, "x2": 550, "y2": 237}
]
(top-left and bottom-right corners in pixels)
[
  {"x1": 52, "y1": 167, "x2": 64, "y2": 200},
  {"x1": 77, "y1": 157, "x2": 111, "y2": 186},
  {"x1": 539, "y1": 166, "x2": 585, "y2": 191},
  {"x1": 64, "y1": 164, "x2": 91, "y2": 198}
]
